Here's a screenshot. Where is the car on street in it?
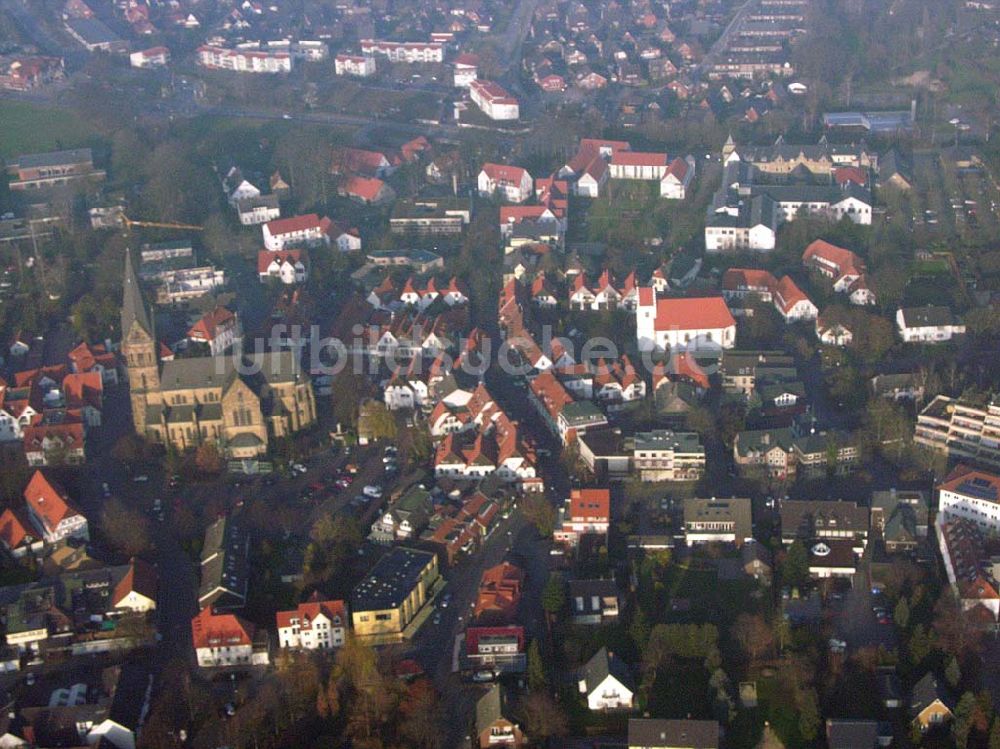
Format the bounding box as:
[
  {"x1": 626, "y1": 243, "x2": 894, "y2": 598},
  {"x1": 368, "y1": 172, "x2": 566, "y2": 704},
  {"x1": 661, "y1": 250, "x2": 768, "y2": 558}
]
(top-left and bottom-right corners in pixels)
[
  {"x1": 102, "y1": 482, "x2": 111, "y2": 498},
  {"x1": 363, "y1": 485, "x2": 383, "y2": 499},
  {"x1": 133, "y1": 475, "x2": 149, "y2": 483},
  {"x1": 471, "y1": 670, "x2": 495, "y2": 683}
]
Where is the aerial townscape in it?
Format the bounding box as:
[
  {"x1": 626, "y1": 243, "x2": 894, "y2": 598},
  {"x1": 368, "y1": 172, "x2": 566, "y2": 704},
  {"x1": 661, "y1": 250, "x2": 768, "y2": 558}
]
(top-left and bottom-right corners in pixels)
[{"x1": 4, "y1": 0, "x2": 1000, "y2": 748}]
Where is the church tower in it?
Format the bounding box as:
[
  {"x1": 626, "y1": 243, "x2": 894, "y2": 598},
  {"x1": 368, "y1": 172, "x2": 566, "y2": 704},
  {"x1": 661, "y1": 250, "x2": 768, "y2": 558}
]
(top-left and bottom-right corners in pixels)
[{"x1": 121, "y1": 248, "x2": 160, "y2": 436}]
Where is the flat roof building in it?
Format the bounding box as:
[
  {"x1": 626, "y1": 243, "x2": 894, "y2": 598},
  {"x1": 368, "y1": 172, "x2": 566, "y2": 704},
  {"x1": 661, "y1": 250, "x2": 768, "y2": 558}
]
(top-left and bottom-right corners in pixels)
[{"x1": 351, "y1": 547, "x2": 439, "y2": 639}]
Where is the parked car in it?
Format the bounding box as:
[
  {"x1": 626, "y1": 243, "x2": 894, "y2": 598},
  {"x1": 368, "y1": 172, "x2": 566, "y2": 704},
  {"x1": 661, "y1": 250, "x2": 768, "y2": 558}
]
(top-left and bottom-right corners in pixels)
[
  {"x1": 471, "y1": 670, "x2": 496, "y2": 683},
  {"x1": 101, "y1": 482, "x2": 111, "y2": 498},
  {"x1": 133, "y1": 475, "x2": 149, "y2": 483},
  {"x1": 363, "y1": 485, "x2": 383, "y2": 499}
]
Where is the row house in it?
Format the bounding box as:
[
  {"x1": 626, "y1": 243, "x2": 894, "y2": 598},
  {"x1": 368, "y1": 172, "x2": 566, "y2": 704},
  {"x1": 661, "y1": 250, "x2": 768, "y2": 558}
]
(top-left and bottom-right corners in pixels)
[
  {"x1": 367, "y1": 275, "x2": 469, "y2": 311},
  {"x1": 528, "y1": 370, "x2": 607, "y2": 444},
  {"x1": 531, "y1": 273, "x2": 558, "y2": 308},
  {"x1": 197, "y1": 45, "x2": 292, "y2": 73},
  {"x1": 936, "y1": 518, "x2": 1000, "y2": 626},
  {"x1": 68, "y1": 340, "x2": 117, "y2": 385},
  {"x1": 465, "y1": 625, "x2": 526, "y2": 674},
  {"x1": 802, "y1": 239, "x2": 876, "y2": 305},
  {"x1": 478, "y1": 163, "x2": 534, "y2": 203},
  {"x1": 434, "y1": 411, "x2": 537, "y2": 484},
  {"x1": 370, "y1": 486, "x2": 433, "y2": 543},
  {"x1": 591, "y1": 356, "x2": 646, "y2": 409},
  {"x1": 384, "y1": 355, "x2": 452, "y2": 411},
  {"x1": 363, "y1": 307, "x2": 467, "y2": 360},
  {"x1": 428, "y1": 381, "x2": 501, "y2": 437},
  {"x1": 421, "y1": 492, "x2": 505, "y2": 565},
  {"x1": 359, "y1": 40, "x2": 444, "y2": 63},
  {"x1": 569, "y1": 270, "x2": 640, "y2": 311},
  {"x1": 938, "y1": 464, "x2": 1000, "y2": 533}
]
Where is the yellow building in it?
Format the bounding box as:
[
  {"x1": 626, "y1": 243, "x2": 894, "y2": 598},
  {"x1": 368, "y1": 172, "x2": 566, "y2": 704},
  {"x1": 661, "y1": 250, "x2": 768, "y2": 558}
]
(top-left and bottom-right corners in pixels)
[
  {"x1": 351, "y1": 547, "x2": 439, "y2": 638},
  {"x1": 121, "y1": 249, "x2": 316, "y2": 458}
]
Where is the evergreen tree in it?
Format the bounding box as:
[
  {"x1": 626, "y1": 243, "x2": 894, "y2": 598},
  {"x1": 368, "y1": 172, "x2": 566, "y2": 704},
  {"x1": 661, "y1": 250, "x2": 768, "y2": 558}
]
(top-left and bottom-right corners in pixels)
[{"x1": 527, "y1": 640, "x2": 547, "y2": 692}]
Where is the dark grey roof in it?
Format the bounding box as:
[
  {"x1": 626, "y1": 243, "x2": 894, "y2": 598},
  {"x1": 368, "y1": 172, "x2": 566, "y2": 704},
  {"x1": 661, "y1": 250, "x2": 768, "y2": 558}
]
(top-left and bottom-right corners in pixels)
[
  {"x1": 66, "y1": 17, "x2": 122, "y2": 44},
  {"x1": 352, "y1": 546, "x2": 436, "y2": 612},
  {"x1": 899, "y1": 305, "x2": 959, "y2": 329},
  {"x1": 15, "y1": 148, "x2": 93, "y2": 170},
  {"x1": 780, "y1": 500, "x2": 868, "y2": 540},
  {"x1": 568, "y1": 578, "x2": 619, "y2": 610},
  {"x1": 237, "y1": 194, "x2": 280, "y2": 212},
  {"x1": 475, "y1": 685, "x2": 513, "y2": 734},
  {"x1": 825, "y1": 719, "x2": 879, "y2": 749},
  {"x1": 579, "y1": 646, "x2": 633, "y2": 695},
  {"x1": 199, "y1": 513, "x2": 249, "y2": 608},
  {"x1": 627, "y1": 718, "x2": 720, "y2": 748},
  {"x1": 911, "y1": 672, "x2": 953, "y2": 717},
  {"x1": 121, "y1": 248, "x2": 153, "y2": 340}
]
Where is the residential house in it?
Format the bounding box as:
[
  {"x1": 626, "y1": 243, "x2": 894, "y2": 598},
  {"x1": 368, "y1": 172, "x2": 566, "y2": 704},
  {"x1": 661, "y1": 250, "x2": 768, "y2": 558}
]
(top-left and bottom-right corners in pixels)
[
  {"x1": 870, "y1": 373, "x2": 925, "y2": 403},
  {"x1": 871, "y1": 489, "x2": 930, "y2": 552},
  {"x1": 341, "y1": 175, "x2": 395, "y2": 205},
  {"x1": 578, "y1": 647, "x2": 634, "y2": 710},
  {"x1": 453, "y1": 53, "x2": 479, "y2": 87},
  {"x1": 816, "y1": 316, "x2": 854, "y2": 346},
  {"x1": 187, "y1": 306, "x2": 240, "y2": 356},
  {"x1": 370, "y1": 486, "x2": 433, "y2": 543},
  {"x1": 473, "y1": 562, "x2": 523, "y2": 624},
  {"x1": 360, "y1": 40, "x2": 443, "y2": 63},
  {"x1": 478, "y1": 164, "x2": 533, "y2": 203},
  {"x1": 236, "y1": 194, "x2": 280, "y2": 226},
  {"x1": 568, "y1": 579, "x2": 620, "y2": 624},
  {"x1": 475, "y1": 685, "x2": 525, "y2": 748},
  {"x1": 910, "y1": 673, "x2": 954, "y2": 731},
  {"x1": 896, "y1": 306, "x2": 965, "y2": 343},
  {"x1": 258, "y1": 249, "x2": 308, "y2": 284},
  {"x1": 741, "y1": 541, "x2": 773, "y2": 583},
  {"x1": 683, "y1": 497, "x2": 753, "y2": 547},
  {"x1": 262, "y1": 214, "x2": 334, "y2": 251},
  {"x1": 465, "y1": 625, "x2": 526, "y2": 674},
  {"x1": 779, "y1": 499, "x2": 869, "y2": 551},
  {"x1": 807, "y1": 539, "x2": 858, "y2": 579},
  {"x1": 276, "y1": 594, "x2": 348, "y2": 650},
  {"x1": 191, "y1": 607, "x2": 267, "y2": 667},
  {"x1": 527, "y1": 370, "x2": 608, "y2": 444},
  {"x1": 554, "y1": 488, "x2": 610, "y2": 547},
  {"x1": 22, "y1": 470, "x2": 88, "y2": 544},
  {"x1": 802, "y1": 239, "x2": 876, "y2": 305},
  {"x1": 628, "y1": 719, "x2": 720, "y2": 748},
  {"x1": 335, "y1": 54, "x2": 376, "y2": 77},
  {"x1": 825, "y1": 719, "x2": 892, "y2": 748},
  {"x1": 129, "y1": 46, "x2": 169, "y2": 68}
]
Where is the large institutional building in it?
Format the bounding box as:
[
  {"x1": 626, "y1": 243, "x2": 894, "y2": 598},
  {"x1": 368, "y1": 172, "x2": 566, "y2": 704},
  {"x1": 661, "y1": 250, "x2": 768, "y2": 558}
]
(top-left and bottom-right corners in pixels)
[{"x1": 121, "y1": 250, "x2": 316, "y2": 458}]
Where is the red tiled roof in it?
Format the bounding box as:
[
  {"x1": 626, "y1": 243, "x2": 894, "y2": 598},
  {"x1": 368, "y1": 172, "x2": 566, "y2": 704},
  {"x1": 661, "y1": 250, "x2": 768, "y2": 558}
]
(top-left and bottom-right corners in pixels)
[
  {"x1": 611, "y1": 150, "x2": 668, "y2": 167},
  {"x1": 722, "y1": 268, "x2": 776, "y2": 292},
  {"x1": 833, "y1": 166, "x2": 867, "y2": 186},
  {"x1": 941, "y1": 464, "x2": 1000, "y2": 499},
  {"x1": 62, "y1": 371, "x2": 103, "y2": 410},
  {"x1": 275, "y1": 595, "x2": 347, "y2": 630},
  {"x1": 481, "y1": 163, "x2": 529, "y2": 183},
  {"x1": 567, "y1": 488, "x2": 610, "y2": 521},
  {"x1": 773, "y1": 276, "x2": 811, "y2": 315},
  {"x1": 465, "y1": 625, "x2": 525, "y2": 655},
  {"x1": 188, "y1": 306, "x2": 236, "y2": 342},
  {"x1": 343, "y1": 175, "x2": 386, "y2": 202},
  {"x1": 330, "y1": 147, "x2": 389, "y2": 177},
  {"x1": 0, "y1": 507, "x2": 36, "y2": 550},
  {"x1": 22, "y1": 470, "x2": 80, "y2": 531},
  {"x1": 257, "y1": 249, "x2": 305, "y2": 274},
  {"x1": 653, "y1": 296, "x2": 735, "y2": 331},
  {"x1": 454, "y1": 52, "x2": 479, "y2": 67},
  {"x1": 113, "y1": 557, "x2": 158, "y2": 607},
  {"x1": 191, "y1": 607, "x2": 254, "y2": 649},
  {"x1": 266, "y1": 213, "x2": 324, "y2": 236},
  {"x1": 802, "y1": 239, "x2": 864, "y2": 277}
]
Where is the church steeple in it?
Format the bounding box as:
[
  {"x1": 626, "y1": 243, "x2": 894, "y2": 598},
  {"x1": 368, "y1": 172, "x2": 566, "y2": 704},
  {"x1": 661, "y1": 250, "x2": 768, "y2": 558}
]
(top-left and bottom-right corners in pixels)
[
  {"x1": 121, "y1": 247, "x2": 152, "y2": 340},
  {"x1": 121, "y1": 246, "x2": 160, "y2": 438}
]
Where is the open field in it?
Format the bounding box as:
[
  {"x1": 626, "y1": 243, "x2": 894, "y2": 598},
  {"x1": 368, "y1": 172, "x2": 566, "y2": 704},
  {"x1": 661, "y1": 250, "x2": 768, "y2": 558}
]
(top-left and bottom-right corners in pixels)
[{"x1": 0, "y1": 100, "x2": 97, "y2": 160}]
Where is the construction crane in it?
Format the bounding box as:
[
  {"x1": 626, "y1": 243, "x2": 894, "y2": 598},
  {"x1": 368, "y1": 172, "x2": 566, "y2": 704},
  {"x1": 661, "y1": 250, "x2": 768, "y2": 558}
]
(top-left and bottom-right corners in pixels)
[{"x1": 119, "y1": 214, "x2": 204, "y2": 232}]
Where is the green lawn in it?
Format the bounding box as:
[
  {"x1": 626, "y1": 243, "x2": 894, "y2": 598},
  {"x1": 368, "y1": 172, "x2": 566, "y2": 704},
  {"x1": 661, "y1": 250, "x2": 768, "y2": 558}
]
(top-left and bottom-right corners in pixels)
[{"x1": 0, "y1": 101, "x2": 98, "y2": 160}]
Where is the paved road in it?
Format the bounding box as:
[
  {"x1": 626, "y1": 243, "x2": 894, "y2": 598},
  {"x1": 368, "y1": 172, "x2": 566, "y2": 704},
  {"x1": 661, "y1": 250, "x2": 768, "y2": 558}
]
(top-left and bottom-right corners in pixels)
[{"x1": 692, "y1": 0, "x2": 762, "y2": 79}]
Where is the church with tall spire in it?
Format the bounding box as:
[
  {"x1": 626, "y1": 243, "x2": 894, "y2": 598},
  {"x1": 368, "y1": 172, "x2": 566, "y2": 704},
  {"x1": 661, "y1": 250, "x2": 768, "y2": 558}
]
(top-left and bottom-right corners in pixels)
[{"x1": 120, "y1": 249, "x2": 317, "y2": 458}]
